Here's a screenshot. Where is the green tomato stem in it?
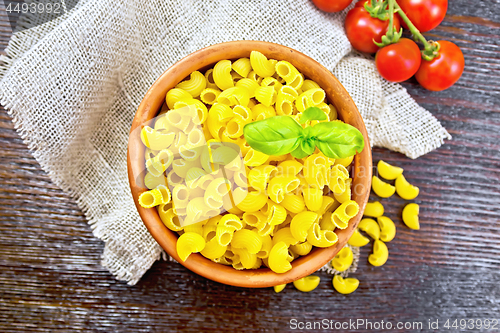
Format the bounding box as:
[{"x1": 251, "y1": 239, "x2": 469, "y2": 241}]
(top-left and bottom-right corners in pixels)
[
  {"x1": 392, "y1": 0, "x2": 439, "y2": 60},
  {"x1": 387, "y1": 0, "x2": 394, "y2": 38}
]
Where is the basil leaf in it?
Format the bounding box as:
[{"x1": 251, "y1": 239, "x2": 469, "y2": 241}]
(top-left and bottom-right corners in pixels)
[
  {"x1": 299, "y1": 107, "x2": 327, "y2": 124},
  {"x1": 300, "y1": 138, "x2": 316, "y2": 156},
  {"x1": 290, "y1": 145, "x2": 309, "y2": 159},
  {"x1": 243, "y1": 116, "x2": 303, "y2": 156},
  {"x1": 311, "y1": 122, "x2": 364, "y2": 159}
]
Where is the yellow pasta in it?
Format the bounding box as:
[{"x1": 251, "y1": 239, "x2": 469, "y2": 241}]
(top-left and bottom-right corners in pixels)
[
  {"x1": 200, "y1": 88, "x2": 221, "y2": 105},
  {"x1": 377, "y1": 160, "x2": 403, "y2": 180},
  {"x1": 307, "y1": 224, "x2": 338, "y2": 247},
  {"x1": 266, "y1": 203, "x2": 287, "y2": 226},
  {"x1": 368, "y1": 239, "x2": 389, "y2": 266},
  {"x1": 358, "y1": 218, "x2": 380, "y2": 240},
  {"x1": 363, "y1": 201, "x2": 384, "y2": 217},
  {"x1": 213, "y1": 59, "x2": 234, "y2": 90},
  {"x1": 140, "y1": 126, "x2": 175, "y2": 151},
  {"x1": 296, "y1": 88, "x2": 326, "y2": 112},
  {"x1": 231, "y1": 229, "x2": 263, "y2": 254},
  {"x1": 395, "y1": 174, "x2": 420, "y2": 200},
  {"x1": 331, "y1": 247, "x2": 353, "y2": 272},
  {"x1": 378, "y1": 216, "x2": 396, "y2": 242},
  {"x1": 236, "y1": 78, "x2": 260, "y2": 98},
  {"x1": 275, "y1": 60, "x2": 299, "y2": 84},
  {"x1": 232, "y1": 57, "x2": 252, "y2": 77},
  {"x1": 290, "y1": 241, "x2": 312, "y2": 256},
  {"x1": 402, "y1": 203, "x2": 420, "y2": 230},
  {"x1": 268, "y1": 241, "x2": 292, "y2": 273},
  {"x1": 177, "y1": 232, "x2": 206, "y2": 261},
  {"x1": 166, "y1": 88, "x2": 192, "y2": 109},
  {"x1": 261, "y1": 76, "x2": 283, "y2": 92},
  {"x1": 217, "y1": 86, "x2": 250, "y2": 107},
  {"x1": 243, "y1": 148, "x2": 269, "y2": 167},
  {"x1": 158, "y1": 205, "x2": 183, "y2": 231},
  {"x1": 302, "y1": 186, "x2": 323, "y2": 211},
  {"x1": 176, "y1": 70, "x2": 206, "y2": 97},
  {"x1": 273, "y1": 227, "x2": 299, "y2": 247},
  {"x1": 333, "y1": 275, "x2": 359, "y2": 294},
  {"x1": 347, "y1": 228, "x2": 370, "y2": 247},
  {"x1": 250, "y1": 51, "x2": 275, "y2": 77},
  {"x1": 293, "y1": 275, "x2": 320, "y2": 292},
  {"x1": 290, "y1": 211, "x2": 318, "y2": 242},
  {"x1": 301, "y1": 79, "x2": 321, "y2": 91},
  {"x1": 273, "y1": 284, "x2": 286, "y2": 293},
  {"x1": 254, "y1": 86, "x2": 277, "y2": 107},
  {"x1": 140, "y1": 52, "x2": 362, "y2": 272},
  {"x1": 372, "y1": 175, "x2": 396, "y2": 198}
]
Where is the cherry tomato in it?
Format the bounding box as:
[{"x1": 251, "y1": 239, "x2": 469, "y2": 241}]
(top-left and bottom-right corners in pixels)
[
  {"x1": 375, "y1": 38, "x2": 421, "y2": 82},
  {"x1": 415, "y1": 40, "x2": 464, "y2": 91},
  {"x1": 397, "y1": 0, "x2": 448, "y2": 32},
  {"x1": 312, "y1": 0, "x2": 353, "y2": 12},
  {"x1": 345, "y1": 1, "x2": 401, "y2": 53}
]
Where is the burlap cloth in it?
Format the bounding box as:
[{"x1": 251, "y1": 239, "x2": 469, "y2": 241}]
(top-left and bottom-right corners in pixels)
[{"x1": 0, "y1": 0, "x2": 450, "y2": 285}]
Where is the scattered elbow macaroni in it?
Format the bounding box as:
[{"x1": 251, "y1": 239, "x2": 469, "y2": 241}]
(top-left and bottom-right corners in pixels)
[
  {"x1": 402, "y1": 203, "x2": 420, "y2": 230},
  {"x1": 332, "y1": 275, "x2": 359, "y2": 294},
  {"x1": 138, "y1": 51, "x2": 360, "y2": 274},
  {"x1": 293, "y1": 275, "x2": 321, "y2": 292}
]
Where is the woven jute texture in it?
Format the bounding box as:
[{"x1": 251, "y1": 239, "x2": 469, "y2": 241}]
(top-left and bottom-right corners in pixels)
[{"x1": 0, "y1": 0, "x2": 450, "y2": 285}]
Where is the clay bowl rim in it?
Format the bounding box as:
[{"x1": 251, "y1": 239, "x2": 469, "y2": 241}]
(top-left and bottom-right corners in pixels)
[{"x1": 127, "y1": 40, "x2": 372, "y2": 288}]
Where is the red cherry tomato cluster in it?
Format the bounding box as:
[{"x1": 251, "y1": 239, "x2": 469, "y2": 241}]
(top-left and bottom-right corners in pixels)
[{"x1": 311, "y1": 0, "x2": 464, "y2": 91}]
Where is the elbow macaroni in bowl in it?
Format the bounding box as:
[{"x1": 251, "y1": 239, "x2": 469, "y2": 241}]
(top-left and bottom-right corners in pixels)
[{"x1": 138, "y1": 51, "x2": 360, "y2": 273}]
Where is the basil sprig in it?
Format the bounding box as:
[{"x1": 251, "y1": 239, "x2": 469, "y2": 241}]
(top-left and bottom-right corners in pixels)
[{"x1": 243, "y1": 107, "x2": 364, "y2": 159}]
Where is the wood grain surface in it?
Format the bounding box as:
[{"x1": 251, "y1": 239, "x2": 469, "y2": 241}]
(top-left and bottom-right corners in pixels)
[{"x1": 1, "y1": 1, "x2": 499, "y2": 332}]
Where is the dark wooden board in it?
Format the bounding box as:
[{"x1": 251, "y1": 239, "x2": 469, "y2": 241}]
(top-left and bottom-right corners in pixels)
[{"x1": 1, "y1": 2, "x2": 499, "y2": 332}]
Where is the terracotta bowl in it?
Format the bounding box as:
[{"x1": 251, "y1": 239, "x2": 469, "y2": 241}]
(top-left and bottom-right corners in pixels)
[{"x1": 127, "y1": 41, "x2": 372, "y2": 288}]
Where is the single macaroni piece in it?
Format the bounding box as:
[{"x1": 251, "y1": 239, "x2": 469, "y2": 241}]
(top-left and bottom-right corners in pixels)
[
  {"x1": 332, "y1": 200, "x2": 360, "y2": 229},
  {"x1": 363, "y1": 201, "x2": 384, "y2": 217},
  {"x1": 358, "y1": 218, "x2": 380, "y2": 240},
  {"x1": 176, "y1": 232, "x2": 206, "y2": 262},
  {"x1": 314, "y1": 196, "x2": 335, "y2": 216},
  {"x1": 217, "y1": 86, "x2": 250, "y2": 107},
  {"x1": 275, "y1": 60, "x2": 300, "y2": 83},
  {"x1": 235, "y1": 190, "x2": 267, "y2": 213},
  {"x1": 290, "y1": 241, "x2": 313, "y2": 256},
  {"x1": 267, "y1": 204, "x2": 287, "y2": 226},
  {"x1": 243, "y1": 148, "x2": 269, "y2": 167},
  {"x1": 319, "y1": 212, "x2": 335, "y2": 231},
  {"x1": 377, "y1": 160, "x2": 403, "y2": 180},
  {"x1": 334, "y1": 155, "x2": 354, "y2": 168},
  {"x1": 213, "y1": 60, "x2": 234, "y2": 90},
  {"x1": 140, "y1": 126, "x2": 175, "y2": 150},
  {"x1": 395, "y1": 174, "x2": 420, "y2": 200},
  {"x1": 273, "y1": 284, "x2": 287, "y2": 293},
  {"x1": 144, "y1": 172, "x2": 167, "y2": 190},
  {"x1": 255, "y1": 86, "x2": 277, "y2": 107},
  {"x1": 273, "y1": 227, "x2": 299, "y2": 247},
  {"x1": 176, "y1": 71, "x2": 207, "y2": 98},
  {"x1": 331, "y1": 247, "x2": 354, "y2": 272},
  {"x1": 231, "y1": 229, "x2": 263, "y2": 254},
  {"x1": 251, "y1": 103, "x2": 276, "y2": 120},
  {"x1": 307, "y1": 224, "x2": 338, "y2": 247},
  {"x1": 268, "y1": 176, "x2": 300, "y2": 204},
  {"x1": 347, "y1": 228, "x2": 370, "y2": 247},
  {"x1": 158, "y1": 205, "x2": 183, "y2": 231},
  {"x1": 296, "y1": 88, "x2": 325, "y2": 112},
  {"x1": 139, "y1": 185, "x2": 171, "y2": 208},
  {"x1": 334, "y1": 178, "x2": 352, "y2": 204},
  {"x1": 372, "y1": 175, "x2": 396, "y2": 198},
  {"x1": 236, "y1": 78, "x2": 260, "y2": 98},
  {"x1": 281, "y1": 193, "x2": 306, "y2": 214},
  {"x1": 333, "y1": 275, "x2": 359, "y2": 294},
  {"x1": 293, "y1": 275, "x2": 320, "y2": 292},
  {"x1": 166, "y1": 88, "x2": 192, "y2": 109},
  {"x1": 268, "y1": 241, "x2": 293, "y2": 273},
  {"x1": 257, "y1": 235, "x2": 273, "y2": 258},
  {"x1": 248, "y1": 165, "x2": 277, "y2": 192},
  {"x1": 377, "y1": 216, "x2": 396, "y2": 242},
  {"x1": 200, "y1": 88, "x2": 220, "y2": 105},
  {"x1": 232, "y1": 57, "x2": 252, "y2": 78},
  {"x1": 402, "y1": 203, "x2": 420, "y2": 230},
  {"x1": 301, "y1": 79, "x2": 321, "y2": 91},
  {"x1": 201, "y1": 237, "x2": 227, "y2": 260},
  {"x1": 290, "y1": 211, "x2": 319, "y2": 242},
  {"x1": 250, "y1": 51, "x2": 276, "y2": 77},
  {"x1": 232, "y1": 247, "x2": 259, "y2": 269},
  {"x1": 368, "y1": 240, "x2": 389, "y2": 267},
  {"x1": 302, "y1": 187, "x2": 323, "y2": 211},
  {"x1": 277, "y1": 160, "x2": 303, "y2": 176}
]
